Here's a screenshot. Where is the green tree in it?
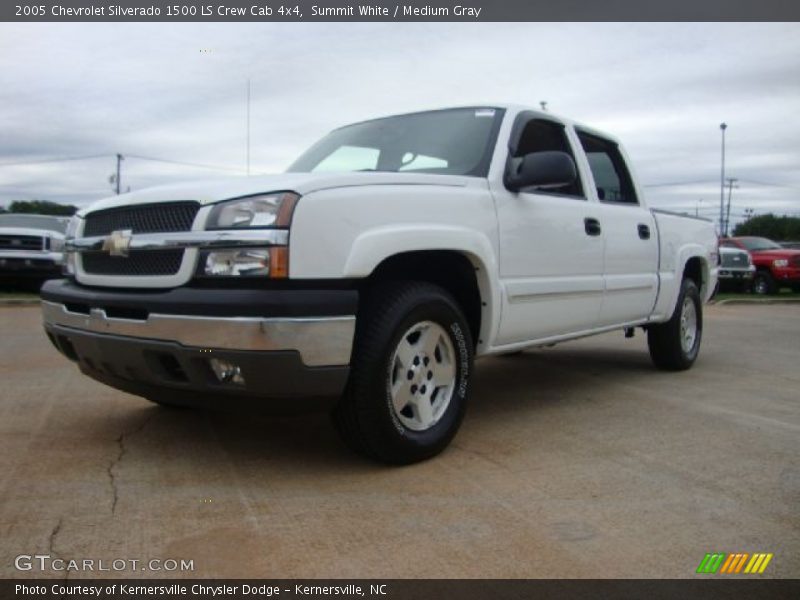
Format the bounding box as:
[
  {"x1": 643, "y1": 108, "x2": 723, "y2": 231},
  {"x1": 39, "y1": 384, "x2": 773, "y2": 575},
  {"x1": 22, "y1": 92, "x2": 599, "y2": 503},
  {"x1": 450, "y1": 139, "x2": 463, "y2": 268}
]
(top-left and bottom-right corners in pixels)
[
  {"x1": 8, "y1": 200, "x2": 77, "y2": 216},
  {"x1": 733, "y1": 213, "x2": 800, "y2": 241}
]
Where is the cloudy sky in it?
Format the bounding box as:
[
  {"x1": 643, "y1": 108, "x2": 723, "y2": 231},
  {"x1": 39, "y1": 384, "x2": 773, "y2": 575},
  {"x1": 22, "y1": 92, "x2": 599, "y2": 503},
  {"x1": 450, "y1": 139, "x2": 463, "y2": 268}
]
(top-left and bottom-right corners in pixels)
[{"x1": 1, "y1": 22, "x2": 798, "y2": 227}]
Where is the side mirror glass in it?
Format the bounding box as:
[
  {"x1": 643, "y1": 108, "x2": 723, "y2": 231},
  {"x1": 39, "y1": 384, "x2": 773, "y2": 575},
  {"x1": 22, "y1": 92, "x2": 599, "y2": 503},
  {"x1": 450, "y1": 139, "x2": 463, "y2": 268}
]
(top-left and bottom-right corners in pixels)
[{"x1": 504, "y1": 151, "x2": 577, "y2": 192}]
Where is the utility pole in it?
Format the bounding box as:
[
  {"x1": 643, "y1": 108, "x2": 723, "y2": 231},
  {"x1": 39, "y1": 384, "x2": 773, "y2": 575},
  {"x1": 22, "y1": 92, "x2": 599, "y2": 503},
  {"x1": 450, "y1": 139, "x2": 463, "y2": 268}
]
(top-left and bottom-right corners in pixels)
[
  {"x1": 115, "y1": 153, "x2": 123, "y2": 194},
  {"x1": 719, "y1": 123, "x2": 727, "y2": 235},
  {"x1": 540, "y1": 101, "x2": 548, "y2": 112},
  {"x1": 696, "y1": 198, "x2": 703, "y2": 217},
  {"x1": 724, "y1": 177, "x2": 738, "y2": 236}
]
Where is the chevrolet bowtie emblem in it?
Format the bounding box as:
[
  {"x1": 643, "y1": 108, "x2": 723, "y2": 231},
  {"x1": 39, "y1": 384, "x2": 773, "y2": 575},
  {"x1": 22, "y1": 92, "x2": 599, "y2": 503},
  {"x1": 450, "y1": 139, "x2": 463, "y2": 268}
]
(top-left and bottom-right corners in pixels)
[{"x1": 101, "y1": 229, "x2": 132, "y2": 257}]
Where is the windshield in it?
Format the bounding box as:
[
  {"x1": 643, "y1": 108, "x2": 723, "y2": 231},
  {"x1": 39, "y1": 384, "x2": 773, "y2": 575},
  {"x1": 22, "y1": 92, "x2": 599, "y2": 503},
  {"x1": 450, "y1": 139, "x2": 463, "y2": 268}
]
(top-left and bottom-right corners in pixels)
[
  {"x1": 0, "y1": 214, "x2": 67, "y2": 233},
  {"x1": 738, "y1": 237, "x2": 782, "y2": 251},
  {"x1": 288, "y1": 107, "x2": 504, "y2": 177}
]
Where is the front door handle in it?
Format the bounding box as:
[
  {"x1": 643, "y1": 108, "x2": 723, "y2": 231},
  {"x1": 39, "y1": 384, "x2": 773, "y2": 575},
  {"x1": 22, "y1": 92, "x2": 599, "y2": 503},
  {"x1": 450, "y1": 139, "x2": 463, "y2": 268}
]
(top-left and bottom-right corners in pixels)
[
  {"x1": 584, "y1": 217, "x2": 602, "y2": 237},
  {"x1": 638, "y1": 224, "x2": 651, "y2": 240}
]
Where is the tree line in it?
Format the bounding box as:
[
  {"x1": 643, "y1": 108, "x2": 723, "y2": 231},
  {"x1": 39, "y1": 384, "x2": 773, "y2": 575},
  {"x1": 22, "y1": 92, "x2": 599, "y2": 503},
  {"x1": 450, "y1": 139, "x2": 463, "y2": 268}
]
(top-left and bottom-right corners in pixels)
[
  {"x1": 732, "y1": 214, "x2": 800, "y2": 241},
  {"x1": 0, "y1": 200, "x2": 78, "y2": 216}
]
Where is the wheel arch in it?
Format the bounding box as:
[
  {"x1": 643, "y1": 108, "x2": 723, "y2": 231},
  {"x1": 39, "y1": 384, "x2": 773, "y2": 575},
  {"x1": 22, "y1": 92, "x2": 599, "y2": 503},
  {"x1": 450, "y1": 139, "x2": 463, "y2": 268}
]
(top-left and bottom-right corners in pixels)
[
  {"x1": 653, "y1": 249, "x2": 712, "y2": 321},
  {"x1": 360, "y1": 250, "x2": 488, "y2": 351},
  {"x1": 343, "y1": 227, "x2": 500, "y2": 352}
]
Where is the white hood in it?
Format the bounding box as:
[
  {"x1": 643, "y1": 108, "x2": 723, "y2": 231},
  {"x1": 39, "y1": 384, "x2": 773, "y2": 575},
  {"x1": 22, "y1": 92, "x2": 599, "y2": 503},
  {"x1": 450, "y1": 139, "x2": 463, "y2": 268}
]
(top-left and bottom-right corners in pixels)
[{"x1": 78, "y1": 171, "x2": 474, "y2": 216}]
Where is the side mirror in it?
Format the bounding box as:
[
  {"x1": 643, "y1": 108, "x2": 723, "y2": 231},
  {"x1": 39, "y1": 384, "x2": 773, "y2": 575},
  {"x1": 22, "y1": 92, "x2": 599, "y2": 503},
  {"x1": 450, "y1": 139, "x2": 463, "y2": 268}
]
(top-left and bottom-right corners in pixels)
[{"x1": 504, "y1": 151, "x2": 577, "y2": 192}]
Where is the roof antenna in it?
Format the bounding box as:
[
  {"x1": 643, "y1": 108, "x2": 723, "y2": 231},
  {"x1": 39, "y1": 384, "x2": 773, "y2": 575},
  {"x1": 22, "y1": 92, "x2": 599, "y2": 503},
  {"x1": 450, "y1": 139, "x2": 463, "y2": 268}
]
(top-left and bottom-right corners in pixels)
[{"x1": 246, "y1": 78, "x2": 251, "y2": 176}]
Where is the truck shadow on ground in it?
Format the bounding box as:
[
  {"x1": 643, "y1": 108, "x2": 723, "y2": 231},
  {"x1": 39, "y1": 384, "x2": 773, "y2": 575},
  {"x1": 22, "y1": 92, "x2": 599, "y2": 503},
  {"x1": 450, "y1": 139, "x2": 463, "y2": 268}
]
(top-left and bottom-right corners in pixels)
[{"x1": 92, "y1": 344, "x2": 659, "y2": 471}]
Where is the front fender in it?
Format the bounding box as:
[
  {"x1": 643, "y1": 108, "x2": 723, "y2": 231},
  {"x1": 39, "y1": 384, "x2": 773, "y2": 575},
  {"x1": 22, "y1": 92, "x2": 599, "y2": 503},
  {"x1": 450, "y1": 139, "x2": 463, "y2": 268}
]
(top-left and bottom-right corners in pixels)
[
  {"x1": 653, "y1": 244, "x2": 714, "y2": 319},
  {"x1": 344, "y1": 225, "x2": 501, "y2": 353},
  {"x1": 343, "y1": 224, "x2": 495, "y2": 277}
]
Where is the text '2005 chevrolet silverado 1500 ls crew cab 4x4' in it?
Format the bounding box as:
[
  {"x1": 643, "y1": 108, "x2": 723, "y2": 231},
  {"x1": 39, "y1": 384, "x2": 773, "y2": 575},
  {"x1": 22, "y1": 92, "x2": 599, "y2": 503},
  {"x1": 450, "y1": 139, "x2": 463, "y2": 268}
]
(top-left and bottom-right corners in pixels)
[{"x1": 42, "y1": 105, "x2": 719, "y2": 464}]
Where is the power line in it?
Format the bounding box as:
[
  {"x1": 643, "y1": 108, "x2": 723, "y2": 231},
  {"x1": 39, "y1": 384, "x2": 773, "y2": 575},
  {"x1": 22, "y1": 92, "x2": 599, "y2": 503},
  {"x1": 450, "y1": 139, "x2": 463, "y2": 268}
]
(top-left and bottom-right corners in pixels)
[
  {"x1": 737, "y1": 178, "x2": 800, "y2": 190},
  {"x1": 643, "y1": 180, "x2": 716, "y2": 188},
  {"x1": 0, "y1": 154, "x2": 110, "y2": 168},
  {"x1": 643, "y1": 177, "x2": 800, "y2": 191},
  {"x1": 0, "y1": 153, "x2": 249, "y2": 174},
  {"x1": 125, "y1": 154, "x2": 247, "y2": 173}
]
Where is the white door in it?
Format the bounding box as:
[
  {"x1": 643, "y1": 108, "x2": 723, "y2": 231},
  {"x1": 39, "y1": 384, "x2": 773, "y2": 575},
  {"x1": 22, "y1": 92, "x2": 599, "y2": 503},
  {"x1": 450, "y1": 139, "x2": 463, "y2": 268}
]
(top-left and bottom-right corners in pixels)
[
  {"x1": 494, "y1": 117, "x2": 605, "y2": 345},
  {"x1": 576, "y1": 131, "x2": 659, "y2": 326}
]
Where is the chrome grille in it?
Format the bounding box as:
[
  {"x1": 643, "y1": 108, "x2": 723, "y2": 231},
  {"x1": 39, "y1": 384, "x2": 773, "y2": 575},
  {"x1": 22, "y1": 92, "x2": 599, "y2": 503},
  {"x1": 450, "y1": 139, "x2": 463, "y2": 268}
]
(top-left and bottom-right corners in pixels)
[
  {"x1": 82, "y1": 250, "x2": 184, "y2": 276},
  {"x1": 83, "y1": 201, "x2": 199, "y2": 237},
  {"x1": 0, "y1": 234, "x2": 43, "y2": 251},
  {"x1": 721, "y1": 252, "x2": 748, "y2": 268}
]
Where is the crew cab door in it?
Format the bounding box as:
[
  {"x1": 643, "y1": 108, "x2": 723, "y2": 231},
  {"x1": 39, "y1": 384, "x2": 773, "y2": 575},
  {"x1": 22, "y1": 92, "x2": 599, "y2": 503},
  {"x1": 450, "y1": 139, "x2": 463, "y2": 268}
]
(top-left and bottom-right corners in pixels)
[
  {"x1": 575, "y1": 130, "x2": 659, "y2": 325},
  {"x1": 493, "y1": 115, "x2": 605, "y2": 345}
]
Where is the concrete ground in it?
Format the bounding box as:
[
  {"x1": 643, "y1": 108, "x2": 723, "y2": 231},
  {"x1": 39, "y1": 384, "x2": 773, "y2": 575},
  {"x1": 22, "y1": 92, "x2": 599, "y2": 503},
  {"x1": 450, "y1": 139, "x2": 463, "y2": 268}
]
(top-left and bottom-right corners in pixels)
[{"x1": 0, "y1": 303, "x2": 797, "y2": 579}]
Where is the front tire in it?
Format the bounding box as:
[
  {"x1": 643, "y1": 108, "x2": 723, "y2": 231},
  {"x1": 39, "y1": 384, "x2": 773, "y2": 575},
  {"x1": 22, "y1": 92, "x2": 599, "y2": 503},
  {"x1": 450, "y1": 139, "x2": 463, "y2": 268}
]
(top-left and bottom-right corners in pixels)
[
  {"x1": 145, "y1": 395, "x2": 190, "y2": 409},
  {"x1": 647, "y1": 278, "x2": 703, "y2": 371},
  {"x1": 334, "y1": 281, "x2": 474, "y2": 464},
  {"x1": 753, "y1": 271, "x2": 777, "y2": 295}
]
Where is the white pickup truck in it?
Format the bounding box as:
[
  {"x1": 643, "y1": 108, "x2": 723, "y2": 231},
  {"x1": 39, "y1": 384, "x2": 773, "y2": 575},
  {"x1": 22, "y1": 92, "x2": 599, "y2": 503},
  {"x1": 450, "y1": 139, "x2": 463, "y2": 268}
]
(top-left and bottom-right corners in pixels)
[{"x1": 42, "y1": 105, "x2": 718, "y2": 464}]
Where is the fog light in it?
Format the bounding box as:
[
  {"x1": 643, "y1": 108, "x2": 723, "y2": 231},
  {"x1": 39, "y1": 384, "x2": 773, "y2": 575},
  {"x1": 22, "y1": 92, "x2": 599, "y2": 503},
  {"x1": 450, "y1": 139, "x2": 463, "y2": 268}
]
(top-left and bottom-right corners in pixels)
[
  {"x1": 209, "y1": 358, "x2": 245, "y2": 385},
  {"x1": 63, "y1": 251, "x2": 76, "y2": 275},
  {"x1": 204, "y1": 249, "x2": 270, "y2": 277}
]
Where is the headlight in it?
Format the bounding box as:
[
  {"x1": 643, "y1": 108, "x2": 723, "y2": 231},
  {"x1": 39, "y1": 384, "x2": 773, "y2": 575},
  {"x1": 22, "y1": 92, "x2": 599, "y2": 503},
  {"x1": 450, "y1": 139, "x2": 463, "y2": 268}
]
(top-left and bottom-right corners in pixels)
[
  {"x1": 204, "y1": 249, "x2": 271, "y2": 277},
  {"x1": 65, "y1": 215, "x2": 81, "y2": 239},
  {"x1": 773, "y1": 259, "x2": 789, "y2": 267},
  {"x1": 201, "y1": 248, "x2": 289, "y2": 278},
  {"x1": 206, "y1": 192, "x2": 299, "y2": 229},
  {"x1": 62, "y1": 216, "x2": 81, "y2": 276},
  {"x1": 50, "y1": 237, "x2": 65, "y2": 252}
]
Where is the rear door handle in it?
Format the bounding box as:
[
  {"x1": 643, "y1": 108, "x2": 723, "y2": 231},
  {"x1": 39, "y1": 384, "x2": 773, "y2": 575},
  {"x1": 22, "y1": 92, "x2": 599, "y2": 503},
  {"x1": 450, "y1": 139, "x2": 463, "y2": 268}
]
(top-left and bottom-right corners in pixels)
[
  {"x1": 584, "y1": 217, "x2": 602, "y2": 237},
  {"x1": 638, "y1": 224, "x2": 651, "y2": 240}
]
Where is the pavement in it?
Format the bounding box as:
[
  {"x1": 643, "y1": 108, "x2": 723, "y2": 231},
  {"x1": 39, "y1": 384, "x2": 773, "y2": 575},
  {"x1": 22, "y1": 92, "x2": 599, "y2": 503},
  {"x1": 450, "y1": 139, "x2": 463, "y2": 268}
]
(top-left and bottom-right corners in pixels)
[{"x1": 0, "y1": 303, "x2": 797, "y2": 579}]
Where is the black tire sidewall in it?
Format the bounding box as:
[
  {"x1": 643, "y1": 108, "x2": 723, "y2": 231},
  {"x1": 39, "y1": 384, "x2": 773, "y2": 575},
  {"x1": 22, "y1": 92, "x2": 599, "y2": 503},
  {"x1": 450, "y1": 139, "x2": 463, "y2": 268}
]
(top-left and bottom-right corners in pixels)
[
  {"x1": 680, "y1": 279, "x2": 702, "y2": 363},
  {"x1": 353, "y1": 285, "x2": 473, "y2": 462},
  {"x1": 753, "y1": 272, "x2": 773, "y2": 295},
  {"x1": 648, "y1": 277, "x2": 703, "y2": 371}
]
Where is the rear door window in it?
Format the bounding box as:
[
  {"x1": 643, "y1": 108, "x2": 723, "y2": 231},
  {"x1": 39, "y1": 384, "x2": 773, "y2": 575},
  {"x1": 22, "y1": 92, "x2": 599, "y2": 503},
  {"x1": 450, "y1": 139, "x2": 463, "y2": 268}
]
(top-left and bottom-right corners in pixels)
[{"x1": 577, "y1": 132, "x2": 639, "y2": 205}]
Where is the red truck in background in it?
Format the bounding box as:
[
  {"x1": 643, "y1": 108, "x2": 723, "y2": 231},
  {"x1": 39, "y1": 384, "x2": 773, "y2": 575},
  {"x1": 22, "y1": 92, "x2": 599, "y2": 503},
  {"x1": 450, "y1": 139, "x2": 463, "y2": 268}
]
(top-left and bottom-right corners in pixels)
[{"x1": 721, "y1": 236, "x2": 800, "y2": 295}]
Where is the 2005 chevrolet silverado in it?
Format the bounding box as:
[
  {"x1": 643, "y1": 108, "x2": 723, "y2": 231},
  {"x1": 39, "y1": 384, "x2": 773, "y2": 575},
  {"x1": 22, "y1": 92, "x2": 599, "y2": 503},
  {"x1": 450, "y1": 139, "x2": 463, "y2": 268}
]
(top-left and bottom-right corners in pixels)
[{"x1": 42, "y1": 105, "x2": 719, "y2": 463}]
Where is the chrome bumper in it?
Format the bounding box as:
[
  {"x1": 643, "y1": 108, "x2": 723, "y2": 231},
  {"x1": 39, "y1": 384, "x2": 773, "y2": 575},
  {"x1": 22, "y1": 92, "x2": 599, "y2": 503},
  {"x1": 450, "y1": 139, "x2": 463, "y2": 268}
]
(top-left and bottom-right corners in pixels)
[{"x1": 41, "y1": 300, "x2": 355, "y2": 367}]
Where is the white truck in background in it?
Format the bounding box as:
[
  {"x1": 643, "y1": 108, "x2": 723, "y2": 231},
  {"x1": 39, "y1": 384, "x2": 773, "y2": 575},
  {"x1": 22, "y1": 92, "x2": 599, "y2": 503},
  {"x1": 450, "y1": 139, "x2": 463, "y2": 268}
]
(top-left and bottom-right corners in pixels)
[
  {"x1": 0, "y1": 214, "x2": 67, "y2": 286},
  {"x1": 42, "y1": 105, "x2": 719, "y2": 464}
]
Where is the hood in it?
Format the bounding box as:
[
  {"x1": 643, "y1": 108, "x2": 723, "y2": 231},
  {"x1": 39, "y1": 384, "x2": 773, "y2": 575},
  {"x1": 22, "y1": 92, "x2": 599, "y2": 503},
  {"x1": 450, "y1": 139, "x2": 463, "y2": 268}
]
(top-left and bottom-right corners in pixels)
[
  {"x1": 77, "y1": 171, "x2": 474, "y2": 216},
  {"x1": 719, "y1": 246, "x2": 748, "y2": 255},
  {"x1": 751, "y1": 248, "x2": 800, "y2": 259}
]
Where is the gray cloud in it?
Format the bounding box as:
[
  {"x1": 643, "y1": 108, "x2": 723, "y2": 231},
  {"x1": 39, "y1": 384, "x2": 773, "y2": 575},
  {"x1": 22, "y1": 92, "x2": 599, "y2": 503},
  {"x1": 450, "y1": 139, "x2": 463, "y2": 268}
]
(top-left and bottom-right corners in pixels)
[{"x1": 0, "y1": 22, "x2": 798, "y2": 227}]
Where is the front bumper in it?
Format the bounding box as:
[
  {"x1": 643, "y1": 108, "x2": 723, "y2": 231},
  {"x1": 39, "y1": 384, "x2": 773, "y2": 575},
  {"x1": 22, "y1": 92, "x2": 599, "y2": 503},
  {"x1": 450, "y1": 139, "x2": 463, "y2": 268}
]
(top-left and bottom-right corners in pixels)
[
  {"x1": 41, "y1": 279, "x2": 357, "y2": 409},
  {"x1": 718, "y1": 266, "x2": 755, "y2": 280},
  {"x1": 0, "y1": 253, "x2": 61, "y2": 277},
  {"x1": 771, "y1": 266, "x2": 800, "y2": 284}
]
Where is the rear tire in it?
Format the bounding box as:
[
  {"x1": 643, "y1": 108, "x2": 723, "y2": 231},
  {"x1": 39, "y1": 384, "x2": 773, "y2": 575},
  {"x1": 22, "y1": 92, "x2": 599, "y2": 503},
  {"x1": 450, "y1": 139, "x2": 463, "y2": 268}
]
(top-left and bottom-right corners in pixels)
[
  {"x1": 334, "y1": 281, "x2": 473, "y2": 465},
  {"x1": 648, "y1": 278, "x2": 702, "y2": 371}
]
